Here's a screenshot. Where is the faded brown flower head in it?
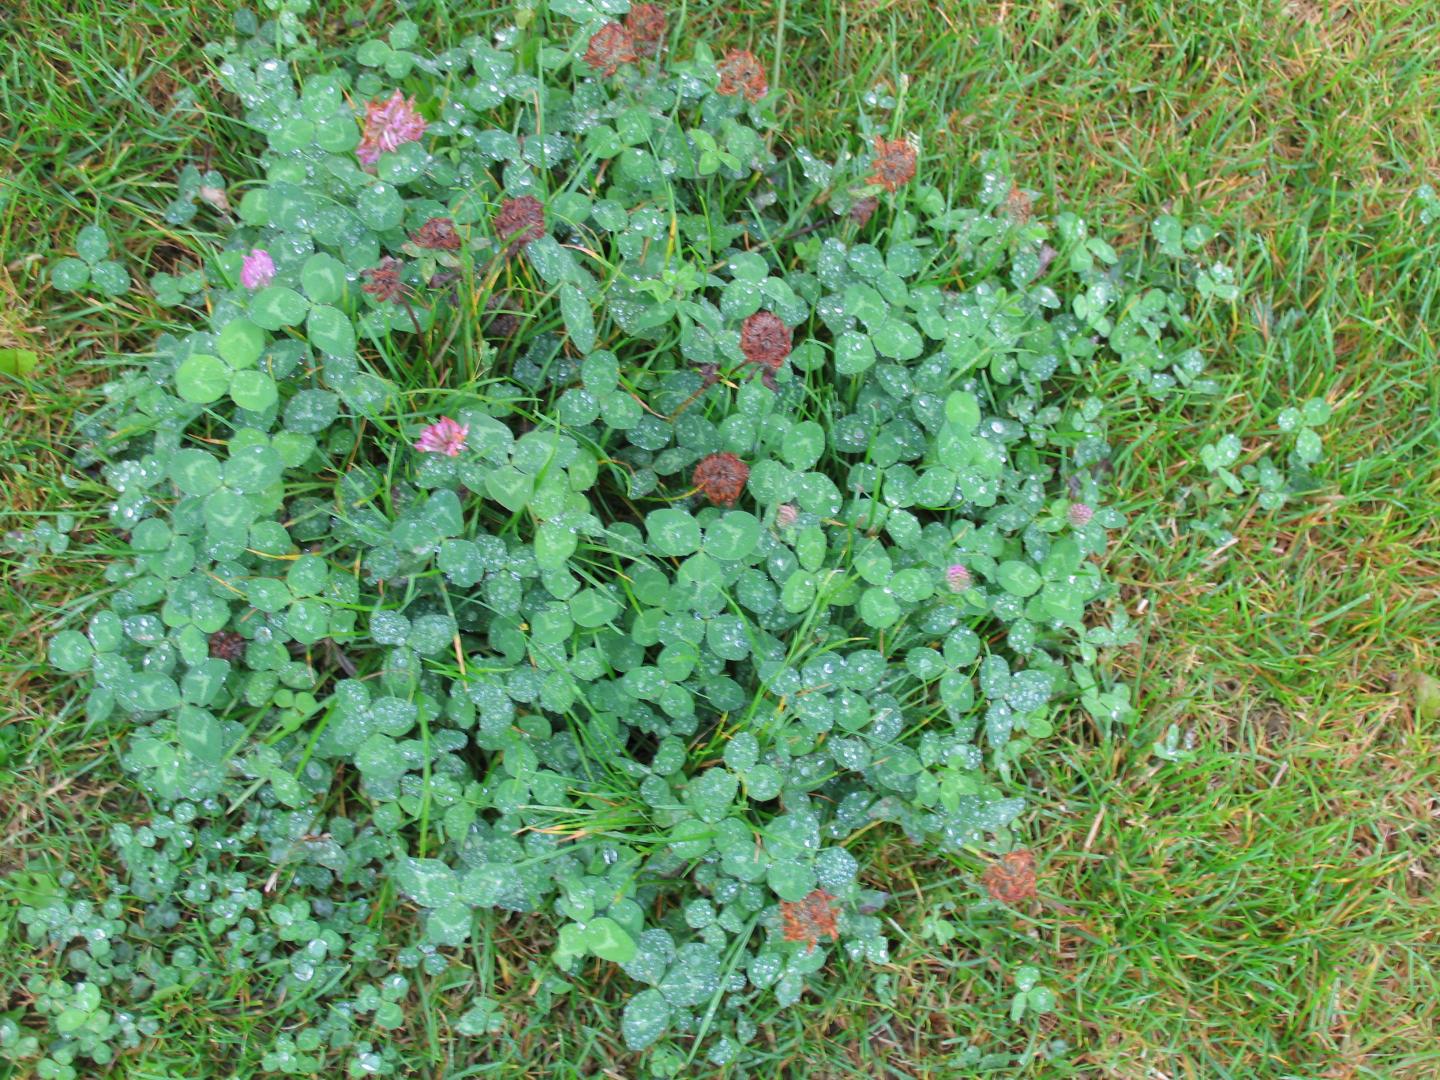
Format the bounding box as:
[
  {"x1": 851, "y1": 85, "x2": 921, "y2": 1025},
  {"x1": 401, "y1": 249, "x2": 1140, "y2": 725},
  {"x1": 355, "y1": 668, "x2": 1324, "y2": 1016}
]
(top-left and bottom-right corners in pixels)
[
  {"x1": 485, "y1": 292, "x2": 520, "y2": 340},
  {"x1": 868, "y1": 136, "x2": 917, "y2": 192},
  {"x1": 493, "y1": 195, "x2": 546, "y2": 247},
  {"x1": 780, "y1": 889, "x2": 841, "y2": 953},
  {"x1": 625, "y1": 3, "x2": 667, "y2": 56},
  {"x1": 411, "y1": 217, "x2": 461, "y2": 251},
  {"x1": 982, "y1": 850, "x2": 1037, "y2": 905},
  {"x1": 716, "y1": 49, "x2": 768, "y2": 103},
  {"x1": 693, "y1": 452, "x2": 749, "y2": 508},
  {"x1": 1005, "y1": 185, "x2": 1033, "y2": 224},
  {"x1": 740, "y1": 310, "x2": 792, "y2": 372},
  {"x1": 362, "y1": 257, "x2": 407, "y2": 303},
  {"x1": 849, "y1": 196, "x2": 879, "y2": 227},
  {"x1": 583, "y1": 21, "x2": 638, "y2": 76},
  {"x1": 208, "y1": 630, "x2": 247, "y2": 663}
]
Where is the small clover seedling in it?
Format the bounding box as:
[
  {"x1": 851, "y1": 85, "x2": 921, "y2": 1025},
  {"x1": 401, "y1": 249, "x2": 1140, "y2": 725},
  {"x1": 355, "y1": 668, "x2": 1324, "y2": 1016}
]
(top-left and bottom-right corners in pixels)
[{"x1": 49, "y1": 224, "x2": 130, "y2": 297}]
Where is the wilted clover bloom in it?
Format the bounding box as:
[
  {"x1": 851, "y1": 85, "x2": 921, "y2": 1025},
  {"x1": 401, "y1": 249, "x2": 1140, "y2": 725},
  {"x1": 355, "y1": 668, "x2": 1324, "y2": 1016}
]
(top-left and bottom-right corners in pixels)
[
  {"x1": 982, "y1": 850, "x2": 1037, "y2": 905},
  {"x1": 493, "y1": 196, "x2": 547, "y2": 247},
  {"x1": 946, "y1": 564, "x2": 972, "y2": 592},
  {"x1": 583, "y1": 22, "x2": 637, "y2": 76},
  {"x1": 208, "y1": 630, "x2": 247, "y2": 662},
  {"x1": 775, "y1": 503, "x2": 799, "y2": 529},
  {"x1": 411, "y1": 217, "x2": 461, "y2": 251},
  {"x1": 849, "y1": 196, "x2": 879, "y2": 227},
  {"x1": 362, "y1": 257, "x2": 407, "y2": 303},
  {"x1": 357, "y1": 90, "x2": 427, "y2": 166},
  {"x1": 240, "y1": 248, "x2": 275, "y2": 289},
  {"x1": 625, "y1": 3, "x2": 667, "y2": 55},
  {"x1": 716, "y1": 49, "x2": 768, "y2": 102},
  {"x1": 414, "y1": 416, "x2": 469, "y2": 457},
  {"x1": 484, "y1": 291, "x2": 520, "y2": 341},
  {"x1": 1005, "y1": 185, "x2": 1034, "y2": 224},
  {"x1": 868, "y1": 136, "x2": 917, "y2": 192},
  {"x1": 693, "y1": 452, "x2": 749, "y2": 508},
  {"x1": 740, "y1": 311, "x2": 792, "y2": 372},
  {"x1": 779, "y1": 889, "x2": 841, "y2": 953},
  {"x1": 739, "y1": 312, "x2": 791, "y2": 390},
  {"x1": 1068, "y1": 502, "x2": 1095, "y2": 527}
]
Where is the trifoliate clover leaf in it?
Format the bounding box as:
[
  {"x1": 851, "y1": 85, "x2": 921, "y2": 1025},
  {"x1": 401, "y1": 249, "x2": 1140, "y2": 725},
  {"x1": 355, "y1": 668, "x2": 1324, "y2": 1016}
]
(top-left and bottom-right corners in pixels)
[
  {"x1": 621, "y1": 989, "x2": 672, "y2": 1052},
  {"x1": 175, "y1": 353, "x2": 230, "y2": 404},
  {"x1": 249, "y1": 286, "x2": 309, "y2": 330},
  {"x1": 89, "y1": 261, "x2": 131, "y2": 296}
]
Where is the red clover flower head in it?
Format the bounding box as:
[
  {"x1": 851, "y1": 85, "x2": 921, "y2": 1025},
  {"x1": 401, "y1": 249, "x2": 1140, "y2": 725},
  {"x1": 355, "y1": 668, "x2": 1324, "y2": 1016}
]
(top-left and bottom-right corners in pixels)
[
  {"x1": 362, "y1": 257, "x2": 408, "y2": 303},
  {"x1": 716, "y1": 50, "x2": 768, "y2": 102},
  {"x1": 868, "y1": 136, "x2": 917, "y2": 192},
  {"x1": 779, "y1": 889, "x2": 841, "y2": 953},
  {"x1": 693, "y1": 452, "x2": 749, "y2": 508},
  {"x1": 493, "y1": 196, "x2": 547, "y2": 247},
  {"x1": 625, "y1": 4, "x2": 668, "y2": 56},
  {"x1": 357, "y1": 90, "x2": 427, "y2": 166},
  {"x1": 240, "y1": 248, "x2": 275, "y2": 289},
  {"x1": 414, "y1": 416, "x2": 469, "y2": 457},
  {"x1": 411, "y1": 217, "x2": 461, "y2": 251},
  {"x1": 739, "y1": 311, "x2": 792, "y2": 373},
  {"x1": 583, "y1": 22, "x2": 638, "y2": 76},
  {"x1": 982, "y1": 850, "x2": 1037, "y2": 905},
  {"x1": 849, "y1": 197, "x2": 879, "y2": 227},
  {"x1": 208, "y1": 630, "x2": 247, "y2": 662},
  {"x1": 1005, "y1": 185, "x2": 1033, "y2": 223}
]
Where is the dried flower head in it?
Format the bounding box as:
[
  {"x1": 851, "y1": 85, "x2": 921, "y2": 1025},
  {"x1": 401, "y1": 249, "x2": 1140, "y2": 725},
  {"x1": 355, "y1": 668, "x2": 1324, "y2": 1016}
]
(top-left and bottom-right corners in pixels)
[
  {"x1": 740, "y1": 311, "x2": 792, "y2": 373},
  {"x1": 411, "y1": 217, "x2": 461, "y2": 251},
  {"x1": 414, "y1": 416, "x2": 469, "y2": 457},
  {"x1": 240, "y1": 248, "x2": 275, "y2": 290},
  {"x1": 362, "y1": 257, "x2": 407, "y2": 303},
  {"x1": 1005, "y1": 184, "x2": 1033, "y2": 224},
  {"x1": 357, "y1": 90, "x2": 427, "y2": 166},
  {"x1": 485, "y1": 292, "x2": 520, "y2": 341},
  {"x1": 693, "y1": 452, "x2": 749, "y2": 508},
  {"x1": 868, "y1": 136, "x2": 917, "y2": 192},
  {"x1": 716, "y1": 49, "x2": 768, "y2": 102},
  {"x1": 780, "y1": 889, "x2": 841, "y2": 953},
  {"x1": 982, "y1": 850, "x2": 1037, "y2": 905},
  {"x1": 849, "y1": 196, "x2": 879, "y2": 227},
  {"x1": 583, "y1": 22, "x2": 638, "y2": 76},
  {"x1": 428, "y1": 270, "x2": 460, "y2": 308},
  {"x1": 1067, "y1": 502, "x2": 1095, "y2": 527},
  {"x1": 775, "y1": 503, "x2": 799, "y2": 529},
  {"x1": 625, "y1": 3, "x2": 667, "y2": 56},
  {"x1": 493, "y1": 195, "x2": 547, "y2": 247},
  {"x1": 208, "y1": 630, "x2": 247, "y2": 663},
  {"x1": 198, "y1": 184, "x2": 231, "y2": 215},
  {"x1": 945, "y1": 564, "x2": 972, "y2": 593}
]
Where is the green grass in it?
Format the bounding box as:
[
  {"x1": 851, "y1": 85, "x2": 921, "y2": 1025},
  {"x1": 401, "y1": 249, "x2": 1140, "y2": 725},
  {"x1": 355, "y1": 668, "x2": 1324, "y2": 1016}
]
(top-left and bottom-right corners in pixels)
[{"x1": 4, "y1": 0, "x2": 1438, "y2": 1076}]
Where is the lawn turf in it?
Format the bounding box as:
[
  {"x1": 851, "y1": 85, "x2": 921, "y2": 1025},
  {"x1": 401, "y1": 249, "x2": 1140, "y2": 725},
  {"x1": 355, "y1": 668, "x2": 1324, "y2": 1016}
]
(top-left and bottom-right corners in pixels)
[{"x1": 2, "y1": 1, "x2": 1437, "y2": 1076}]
